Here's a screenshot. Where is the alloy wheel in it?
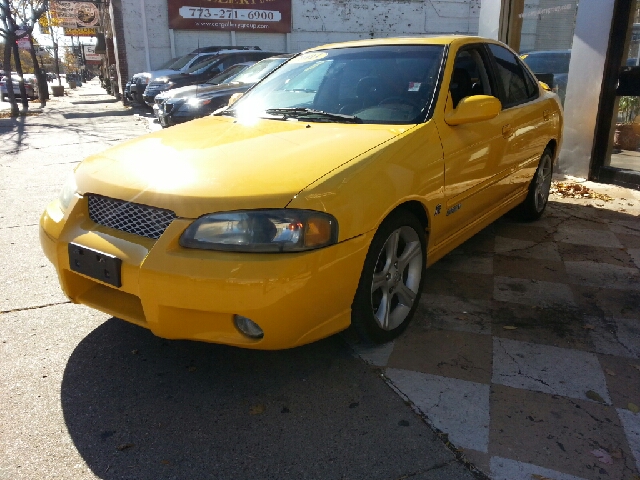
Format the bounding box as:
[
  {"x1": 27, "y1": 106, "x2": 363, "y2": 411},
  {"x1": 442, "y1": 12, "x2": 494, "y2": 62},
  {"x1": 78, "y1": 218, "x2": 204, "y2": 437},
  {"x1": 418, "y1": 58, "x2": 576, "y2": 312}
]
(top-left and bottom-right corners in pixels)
[
  {"x1": 534, "y1": 153, "x2": 553, "y2": 212},
  {"x1": 370, "y1": 226, "x2": 423, "y2": 331}
]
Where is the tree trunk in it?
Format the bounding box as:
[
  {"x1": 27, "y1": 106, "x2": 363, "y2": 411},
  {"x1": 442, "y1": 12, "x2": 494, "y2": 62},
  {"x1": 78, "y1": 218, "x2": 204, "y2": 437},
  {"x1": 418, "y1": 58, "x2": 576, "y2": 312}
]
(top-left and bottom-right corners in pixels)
[
  {"x1": 28, "y1": 34, "x2": 48, "y2": 107},
  {"x1": 3, "y1": 38, "x2": 19, "y2": 117},
  {"x1": 12, "y1": 43, "x2": 29, "y2": 111}
]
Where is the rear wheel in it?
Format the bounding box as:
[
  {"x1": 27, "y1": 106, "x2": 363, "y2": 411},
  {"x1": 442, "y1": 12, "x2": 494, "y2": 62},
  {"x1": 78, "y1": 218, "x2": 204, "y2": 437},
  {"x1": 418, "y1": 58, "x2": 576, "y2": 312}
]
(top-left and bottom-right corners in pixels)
[
  {"x1": 351, "y1": 210, "x2": 426, "y2": 344},
  {"x1": 516, "y1": 148, "x2": 553, "y2": 221}
]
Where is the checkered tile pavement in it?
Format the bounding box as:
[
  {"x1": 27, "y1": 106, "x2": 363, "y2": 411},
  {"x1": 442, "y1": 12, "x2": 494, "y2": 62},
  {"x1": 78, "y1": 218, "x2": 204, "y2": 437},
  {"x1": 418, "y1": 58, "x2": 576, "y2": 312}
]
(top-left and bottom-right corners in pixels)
[{"x1": 351, "y1": 195, "x2": 640, "y2": 480}]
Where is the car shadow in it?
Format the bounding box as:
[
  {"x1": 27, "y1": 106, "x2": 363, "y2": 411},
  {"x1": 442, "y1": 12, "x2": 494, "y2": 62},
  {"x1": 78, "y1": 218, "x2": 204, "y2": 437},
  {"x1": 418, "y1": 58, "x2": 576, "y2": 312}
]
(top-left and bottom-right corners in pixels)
[{"x1": 61, "y1": 319, "x2": 448, "y2": 479}]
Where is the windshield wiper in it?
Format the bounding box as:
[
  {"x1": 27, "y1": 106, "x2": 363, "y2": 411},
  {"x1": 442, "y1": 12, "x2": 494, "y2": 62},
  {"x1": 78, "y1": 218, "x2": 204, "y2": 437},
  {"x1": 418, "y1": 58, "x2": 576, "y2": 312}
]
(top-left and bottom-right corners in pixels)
[{"x1": 264, "y1": 108, "x2": 362, "y2": 123}]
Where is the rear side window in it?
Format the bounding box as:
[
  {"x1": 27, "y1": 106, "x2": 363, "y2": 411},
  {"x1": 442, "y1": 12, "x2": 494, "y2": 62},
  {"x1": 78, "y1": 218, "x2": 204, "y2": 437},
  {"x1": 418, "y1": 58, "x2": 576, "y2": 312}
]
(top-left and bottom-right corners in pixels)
[{"x1": 488, "y1": 44, "x2": 537, "y2": 107}]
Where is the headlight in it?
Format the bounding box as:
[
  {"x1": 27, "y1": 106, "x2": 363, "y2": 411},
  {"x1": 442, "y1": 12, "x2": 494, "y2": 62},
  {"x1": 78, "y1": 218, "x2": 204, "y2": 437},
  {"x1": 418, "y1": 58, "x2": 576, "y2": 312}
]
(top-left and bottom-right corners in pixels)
[
  {"x1": 58, "y1": 174, "x2": 78, "y2": 210},
  {"x1": 186, "y1": 97, "x2": 212, "y2": 109},
  {"x1": 180, "y1": 209, "x2": 338, "y2": 252}
]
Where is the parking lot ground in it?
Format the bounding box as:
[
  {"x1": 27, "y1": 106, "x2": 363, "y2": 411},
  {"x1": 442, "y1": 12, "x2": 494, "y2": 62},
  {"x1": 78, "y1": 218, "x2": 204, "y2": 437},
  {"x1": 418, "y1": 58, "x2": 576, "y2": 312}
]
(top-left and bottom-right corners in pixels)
[
  {"x1": 350, "y1": 182, "x2": 640, "y2": 480},
  {"x1": 2, "y1": 79, "x2": 640, "y2": 480},
  {"x1": 0, "y1": 80, "x2": 477, "y2": 480}
]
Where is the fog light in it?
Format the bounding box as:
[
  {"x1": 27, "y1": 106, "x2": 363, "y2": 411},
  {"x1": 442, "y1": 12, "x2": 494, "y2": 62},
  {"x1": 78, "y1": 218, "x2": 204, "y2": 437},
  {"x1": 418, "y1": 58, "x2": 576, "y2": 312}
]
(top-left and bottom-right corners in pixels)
[{"x1": 234, "y1": 315, "x2": 264, "y2": 339}]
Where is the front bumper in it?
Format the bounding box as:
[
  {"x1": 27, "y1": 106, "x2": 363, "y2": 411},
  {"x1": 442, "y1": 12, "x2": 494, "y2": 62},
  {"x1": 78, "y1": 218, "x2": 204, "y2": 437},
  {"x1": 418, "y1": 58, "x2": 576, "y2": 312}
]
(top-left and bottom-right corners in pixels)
[{"x1": 40, "y1": 196, "x2": 372, "y2": 350}]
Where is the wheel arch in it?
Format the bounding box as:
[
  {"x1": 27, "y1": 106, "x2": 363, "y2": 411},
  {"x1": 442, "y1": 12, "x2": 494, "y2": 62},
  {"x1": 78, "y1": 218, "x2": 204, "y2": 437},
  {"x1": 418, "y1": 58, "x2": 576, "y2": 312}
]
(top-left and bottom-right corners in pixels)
[
  {"x1": 386, "y1": 200, "x2": 430, "y2": 238},
  {"x1": 545, "y1": 139, "x2": 558, "y2": 163}
]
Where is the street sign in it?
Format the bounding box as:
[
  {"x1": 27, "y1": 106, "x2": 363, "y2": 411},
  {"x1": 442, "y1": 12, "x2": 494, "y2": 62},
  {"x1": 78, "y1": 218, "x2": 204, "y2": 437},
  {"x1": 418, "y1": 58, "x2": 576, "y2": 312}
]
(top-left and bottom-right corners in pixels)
[
  {"x1": 83, "y1": 45, "x2": 102, "y2": 62},
  {"x1": 51, "y1": 1, "x2": 101, "y2": 29},
  {"x1": 15, "y1": 29, "x2": 31, "y2": 49},
  {"x1": 64, "y1": 27, "x2": 98, "y2": 36}
]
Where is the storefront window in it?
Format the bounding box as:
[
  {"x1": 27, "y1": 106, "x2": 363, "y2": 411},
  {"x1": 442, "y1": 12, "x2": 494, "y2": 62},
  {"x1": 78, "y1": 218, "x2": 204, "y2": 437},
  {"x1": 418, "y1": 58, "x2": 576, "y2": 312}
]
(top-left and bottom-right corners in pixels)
[
  {"x1": 518, "y1": 0, "x2": 579, "y2": 106},
  {"x1": 608, "y1": 0, "x2": 640, "y2": 171}
]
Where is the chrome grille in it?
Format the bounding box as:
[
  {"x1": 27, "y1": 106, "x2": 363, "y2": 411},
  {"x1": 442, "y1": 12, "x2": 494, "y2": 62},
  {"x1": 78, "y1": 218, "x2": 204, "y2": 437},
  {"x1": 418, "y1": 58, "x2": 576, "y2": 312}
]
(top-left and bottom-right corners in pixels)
[{"x1": 87, "y1": 195, "x2": 176, "y2": 240}]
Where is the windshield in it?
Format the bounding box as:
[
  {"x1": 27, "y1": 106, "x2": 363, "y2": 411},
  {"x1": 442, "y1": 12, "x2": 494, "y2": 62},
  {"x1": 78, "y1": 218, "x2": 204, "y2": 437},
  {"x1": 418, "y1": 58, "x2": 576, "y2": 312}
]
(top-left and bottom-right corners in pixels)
[
  {"x1": 231, "y1": 57, "x2": 288, "y2": 84},
  {"x1": 206, "y1": 64, "x2": 249, "y2": 85},
  {"x1": 168, "y1": 53, "x2": 197, "y2": 70},
  {"x1": 522, "y1": 52, "x2": 570, "y2": 74},
  {"x1": 230, "y1": 45, "x2": 445, "y2": 124},
  {"x1": 160, "y1": 57, "x2": 181, "y2": 70},
  {"x1": 186, "y1": 57, "x2": 221, "y2": 75}
]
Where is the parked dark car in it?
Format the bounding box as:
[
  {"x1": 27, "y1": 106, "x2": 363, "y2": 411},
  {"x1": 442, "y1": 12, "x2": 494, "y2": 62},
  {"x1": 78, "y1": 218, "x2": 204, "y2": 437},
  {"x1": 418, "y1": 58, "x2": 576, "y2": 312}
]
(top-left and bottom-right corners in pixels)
[
  {"x1": 142, "y1": 50, "x2": 281, "y2": 106},
  {"x1": 156, "y1": 54, "x2": 292, "y2": 127},
  {"x1": 521, "y1": 50, "x2": 570, "y2": 104},
  {"x1": 152, "y1": 62, "x2": 255, "y2": 113}
]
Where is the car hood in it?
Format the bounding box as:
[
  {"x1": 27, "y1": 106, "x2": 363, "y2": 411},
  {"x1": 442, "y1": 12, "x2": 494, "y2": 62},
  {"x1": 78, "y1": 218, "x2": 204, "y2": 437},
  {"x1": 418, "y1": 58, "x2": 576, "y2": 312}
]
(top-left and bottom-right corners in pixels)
[
  {"x1": 169, "y1": 83, "x2": 251, "y2": 103},
  {"x1": 164, "y1": 82, "x2": 250, "y2": 101},
  {"x1": 144, "y1": 69, "x2": 181, "y2": 82},
  {"x1": 75, "y1": 116, "x2": 403, "y2": 218}
]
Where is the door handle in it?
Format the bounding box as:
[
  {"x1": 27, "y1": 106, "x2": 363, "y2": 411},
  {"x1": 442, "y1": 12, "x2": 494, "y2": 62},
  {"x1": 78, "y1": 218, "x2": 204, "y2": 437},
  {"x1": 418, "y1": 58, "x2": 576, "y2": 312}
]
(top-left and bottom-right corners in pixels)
[
  {"x1": 543, "y1": 109, "x2": 550, "y2": 121},
  {"x1": 502, "y1": 124, "x2": 512, "y2": 138}
]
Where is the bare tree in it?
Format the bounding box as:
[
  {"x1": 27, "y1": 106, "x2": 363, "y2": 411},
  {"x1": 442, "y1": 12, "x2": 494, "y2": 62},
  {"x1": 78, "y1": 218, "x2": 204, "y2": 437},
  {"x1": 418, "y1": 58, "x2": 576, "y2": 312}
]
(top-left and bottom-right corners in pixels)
[{"x1": 0, "y1": 0, "x2": 49, "y2": 116}]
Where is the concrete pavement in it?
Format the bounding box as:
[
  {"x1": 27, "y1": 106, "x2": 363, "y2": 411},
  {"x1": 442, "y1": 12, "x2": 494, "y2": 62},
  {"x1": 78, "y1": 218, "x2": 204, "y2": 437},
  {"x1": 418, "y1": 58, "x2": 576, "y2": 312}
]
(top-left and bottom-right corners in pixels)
[{"x1": 0, "y1": 80, "x2": 478, "y2": 480}]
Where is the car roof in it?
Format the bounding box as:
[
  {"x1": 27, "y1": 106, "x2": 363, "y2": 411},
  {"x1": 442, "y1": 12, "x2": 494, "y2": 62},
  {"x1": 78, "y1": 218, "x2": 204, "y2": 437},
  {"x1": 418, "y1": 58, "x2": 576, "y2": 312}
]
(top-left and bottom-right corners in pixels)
[
  {"x1": 191, "y1": 46, "x2": 260, "y2": 54},
  {"x1": 305, "y1": 35, "x2": 484, "y2": 51}
]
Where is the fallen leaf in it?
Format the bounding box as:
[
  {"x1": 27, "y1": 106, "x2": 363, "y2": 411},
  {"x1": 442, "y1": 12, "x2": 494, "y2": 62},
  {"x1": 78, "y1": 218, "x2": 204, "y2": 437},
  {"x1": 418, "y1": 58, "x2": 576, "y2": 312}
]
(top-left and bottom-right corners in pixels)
[
  {"x1": 503, "y1": 326, "x2": 517, "y2": 330},
  {"x1": 531, "y1": 475, "x2": 553, "y2": 480},
  {"x1": 610, "y1": 450, "x2": 623, "y2": 459},
  {"x1": 187, "y1": 366, "x2": 197, "y2": 372},
  {"x1": 116, "y1": 443, "x2": 134, "y2": 451},
  {"x1": 583, "y1": 324, "x2": 596, "y2": 330},
  {"x1": 586, "y1": 390, "x2": 605, "y2": 403},
  {"x1": 131, "y1": 349, "x2": 139, "y2": 354},
  {"x1": 161, "y1": 460, "x2": 170, "y2": 465},
  {"x1": 605, "y1": 368, "x2": 616, "y2": 376},
  {"x1": 249, "y1": 404, "x2": 265, "y2": 415},
  {"x1": 591, "y1": 448, "x2": 613, "y2": 465},
  {"x1": 629, "y1": 403, "x2": 640, "y2": 414},
  {"x1": 632, "y1": 365, "x2": 640, "y2": 372}
]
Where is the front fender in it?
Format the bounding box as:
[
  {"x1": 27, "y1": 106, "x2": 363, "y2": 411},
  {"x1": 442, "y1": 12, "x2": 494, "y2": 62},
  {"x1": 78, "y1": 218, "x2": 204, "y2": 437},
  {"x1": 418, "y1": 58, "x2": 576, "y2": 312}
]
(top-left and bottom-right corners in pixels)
[{"x1": 287, "y1": 121, "x2": 445, "y2": 243}]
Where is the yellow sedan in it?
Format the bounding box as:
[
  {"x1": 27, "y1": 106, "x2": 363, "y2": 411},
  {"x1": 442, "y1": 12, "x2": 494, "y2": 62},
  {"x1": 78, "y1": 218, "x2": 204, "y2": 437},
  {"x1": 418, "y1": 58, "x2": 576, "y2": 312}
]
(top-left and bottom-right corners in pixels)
[{"x1": 40, "y1": 36, "x2": 562, "y2": 349}]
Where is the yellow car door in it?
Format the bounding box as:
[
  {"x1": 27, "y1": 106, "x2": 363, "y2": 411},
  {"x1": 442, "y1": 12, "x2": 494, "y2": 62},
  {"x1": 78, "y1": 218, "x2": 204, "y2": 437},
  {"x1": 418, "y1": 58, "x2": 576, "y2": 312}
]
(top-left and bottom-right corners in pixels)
[
  {"x1": 435, "y1": 45, "x2": 506, "y2": 242},
  {"x1": 486, "y1": 43, "x2": 550, "y2": 197}
]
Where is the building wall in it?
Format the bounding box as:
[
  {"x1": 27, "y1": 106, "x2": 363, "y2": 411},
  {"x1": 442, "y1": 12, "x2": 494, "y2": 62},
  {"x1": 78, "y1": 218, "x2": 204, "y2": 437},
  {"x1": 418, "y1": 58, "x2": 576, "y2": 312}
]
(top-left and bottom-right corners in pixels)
[{"x1": 113, "y1": 0, "x2": 481, "y2": 83}]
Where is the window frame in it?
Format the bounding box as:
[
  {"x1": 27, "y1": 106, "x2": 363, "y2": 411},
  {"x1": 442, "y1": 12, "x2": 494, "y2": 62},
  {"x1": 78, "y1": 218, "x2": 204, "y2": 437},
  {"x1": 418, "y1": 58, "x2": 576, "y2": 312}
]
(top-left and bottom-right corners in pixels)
[
  {"x1": 450, "y1": 43, "x2": 501, "y2": 107},
  {"x1": 484, "y1": 43, "x2": 539, "y2": 110}
]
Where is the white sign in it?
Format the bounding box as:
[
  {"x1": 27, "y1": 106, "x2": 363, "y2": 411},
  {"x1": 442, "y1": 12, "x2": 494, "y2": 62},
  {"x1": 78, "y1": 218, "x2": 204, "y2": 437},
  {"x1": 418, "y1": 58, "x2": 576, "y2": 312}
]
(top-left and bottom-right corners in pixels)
[
  {"x1": 15, "y1": 29, "x2": 31, "y2": 49},
  {"x1": 178, "y1": 7, "x2": 282, "y2": 22},
  {"x1": 83, "y1": 45, "x2": 102, "y2": 62}
]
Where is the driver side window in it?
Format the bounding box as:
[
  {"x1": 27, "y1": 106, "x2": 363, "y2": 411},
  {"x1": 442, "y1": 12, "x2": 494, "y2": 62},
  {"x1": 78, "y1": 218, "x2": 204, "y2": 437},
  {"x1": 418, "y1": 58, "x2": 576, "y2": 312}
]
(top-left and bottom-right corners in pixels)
[{"x1": 450, "y1": 48, "x2": 493, "y2": 108}]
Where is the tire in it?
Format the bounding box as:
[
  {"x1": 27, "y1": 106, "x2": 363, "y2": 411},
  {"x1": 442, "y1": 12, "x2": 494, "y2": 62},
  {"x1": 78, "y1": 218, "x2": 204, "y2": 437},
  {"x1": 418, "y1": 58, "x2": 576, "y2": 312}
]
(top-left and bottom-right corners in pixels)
[
  {"x1": 0, "y1": 94, "x2": 5, "y2": 102},
  {"x1": 516, "y1": 147, "x2": 554, "y2": 221},
  {"x1": 351, "y1": 210, "x2": 426, "y2": 344}
]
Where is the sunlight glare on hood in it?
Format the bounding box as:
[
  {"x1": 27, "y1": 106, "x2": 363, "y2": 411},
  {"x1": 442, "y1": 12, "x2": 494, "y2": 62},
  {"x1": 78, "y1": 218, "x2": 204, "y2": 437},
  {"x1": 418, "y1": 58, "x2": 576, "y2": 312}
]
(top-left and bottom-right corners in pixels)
[
  {"x1": 235, "y1": 99, "x2": 265, "y2": 126},
  {"x1": 124, "y1": 138, "x2": 198, "y2": 191}
]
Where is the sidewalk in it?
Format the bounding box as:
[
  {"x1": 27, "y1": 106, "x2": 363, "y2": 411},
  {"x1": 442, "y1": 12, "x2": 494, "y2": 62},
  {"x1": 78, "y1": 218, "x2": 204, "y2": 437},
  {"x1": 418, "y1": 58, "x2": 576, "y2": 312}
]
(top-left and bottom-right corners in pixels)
[
  {"x1": 351, "y1": 180, "x2": 640, "y2": 480},
  {"x1": 3, "y1": 79, "x2": 640, "y2": 480}
]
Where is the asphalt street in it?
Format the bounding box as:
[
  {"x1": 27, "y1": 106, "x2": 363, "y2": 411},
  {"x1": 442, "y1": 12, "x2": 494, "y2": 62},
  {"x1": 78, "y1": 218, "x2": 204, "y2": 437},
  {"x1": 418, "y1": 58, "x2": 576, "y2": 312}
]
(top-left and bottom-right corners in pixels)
[{"x1": 0, "y1": 82, "x2": 478, "y2": 479}]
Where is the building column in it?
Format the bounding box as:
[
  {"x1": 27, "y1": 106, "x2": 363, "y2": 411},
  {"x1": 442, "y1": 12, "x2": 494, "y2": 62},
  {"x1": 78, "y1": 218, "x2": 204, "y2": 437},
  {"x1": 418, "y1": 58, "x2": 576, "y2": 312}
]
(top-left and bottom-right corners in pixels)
[{"x1": 559, "y1": 0, "x2": 616, "y2": 177}]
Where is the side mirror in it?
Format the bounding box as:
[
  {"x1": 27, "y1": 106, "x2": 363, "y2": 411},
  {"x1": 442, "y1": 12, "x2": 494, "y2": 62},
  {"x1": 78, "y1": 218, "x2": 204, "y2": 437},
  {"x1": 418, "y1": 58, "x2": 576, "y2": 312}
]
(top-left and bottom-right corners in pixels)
[{"x1": 444, "y1": 95, "x2": 502, "y2": 126}]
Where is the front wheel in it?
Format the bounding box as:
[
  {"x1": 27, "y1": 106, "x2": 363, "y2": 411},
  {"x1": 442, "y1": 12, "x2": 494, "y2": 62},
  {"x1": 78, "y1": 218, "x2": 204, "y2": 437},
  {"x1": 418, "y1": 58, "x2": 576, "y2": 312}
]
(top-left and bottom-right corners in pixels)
[
  {"x1": 351, "y1": 210, "x2": 426, "y2": 344},
  {"x1": 516, "y1": 148, "x2": 554, "y2": 221}
]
